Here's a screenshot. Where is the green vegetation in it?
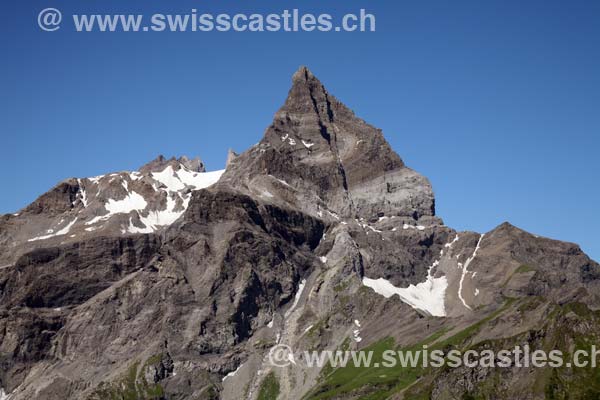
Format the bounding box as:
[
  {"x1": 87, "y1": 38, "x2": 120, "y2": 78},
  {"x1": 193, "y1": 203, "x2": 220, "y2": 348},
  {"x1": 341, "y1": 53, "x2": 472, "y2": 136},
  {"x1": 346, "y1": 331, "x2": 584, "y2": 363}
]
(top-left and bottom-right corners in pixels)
[
  {"x1": 306, "y1": 327, "x2": 455, "y2": 400},
  {"x1": 306, "y1": 299, "x2": 517, "y2": 400},
  {"x1": 333, "y1": 279, "x2": 351, "y2": 293},
  {"x1": 88, "y1": 357, "x2": 165, "y2": 400},
  {"x1": 257, "y1": 371, "x2": 281, "y2": 400},
  {"x1": 409, "y1": 300, "x2": 600, "y2": 400},
  {"x1": 515, "y1": 264, "x2": 535, "y2": 274}
]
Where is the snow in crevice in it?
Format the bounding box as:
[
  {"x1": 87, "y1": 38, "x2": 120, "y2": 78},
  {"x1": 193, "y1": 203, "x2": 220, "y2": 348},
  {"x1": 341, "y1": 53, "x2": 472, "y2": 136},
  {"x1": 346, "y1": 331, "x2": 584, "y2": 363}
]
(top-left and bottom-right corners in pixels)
[
  {"x1": 222, "y1": 363, "x2": 243, "y2": 382},
  {"x1": 301, "y1": 140, "x2": 314, "y2": 148},
  {"x1": 352, "y1": 320, "x2": 363, "y2": 342},
  {"x1": 353, "y1": 328, "x2": 362, "y2": 343},
  {"x1": 445, "y1": 235, "x2": 460, "y2": 248},
  {"x1": 88, "y1": 175, "x2": 104, "y2": 184},
  {"x1": 356, "y1": 219, "x2": 383, "y2": 233},
  {"x1": 269, "y1": 175, "x2": 291, "y2": 187},
  {"x1": 458, "y1": 234, "x2": 485, "y2": 311},
  {"x1": 0, "y1": 388, "x2": 10, "y2": 400},
  {"x1": 284, "y1": 279, "x2": 307, "y2": 318},
  {"x1": 327, "y1": 210, "x2": 340, "y2": 220},
  {"x1": 303, "y1": 324, "x2": 314, "y2": 334},
  {"x1": 77, "y1": 179, "x2": 88, "y2": 207},
  {"x1": 28, "y1": 218, "x2": 78, "y2": 242},
  {"x1": 267, "y1": 319, "x2": 274, "y2": 328}
]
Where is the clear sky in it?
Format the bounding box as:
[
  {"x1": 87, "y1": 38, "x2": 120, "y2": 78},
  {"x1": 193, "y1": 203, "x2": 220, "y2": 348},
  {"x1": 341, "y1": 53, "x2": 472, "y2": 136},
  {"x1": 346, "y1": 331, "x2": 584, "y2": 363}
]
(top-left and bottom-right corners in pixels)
[{"x1": 1, "y1": 0, "x2": 598, "y2": 261}]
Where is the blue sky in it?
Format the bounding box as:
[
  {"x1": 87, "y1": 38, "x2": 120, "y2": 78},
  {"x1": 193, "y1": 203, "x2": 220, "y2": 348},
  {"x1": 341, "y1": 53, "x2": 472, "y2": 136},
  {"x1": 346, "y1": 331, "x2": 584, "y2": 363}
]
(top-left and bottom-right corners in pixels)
[{"x1": 1, "y1": 0, "x2": 598, "y2": 260}]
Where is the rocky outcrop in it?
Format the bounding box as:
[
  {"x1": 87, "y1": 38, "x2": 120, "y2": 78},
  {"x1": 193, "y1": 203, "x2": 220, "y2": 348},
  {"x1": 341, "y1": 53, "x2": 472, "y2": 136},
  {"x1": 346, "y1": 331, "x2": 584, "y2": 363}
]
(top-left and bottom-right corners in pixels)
[{"x1": 140, "y1": 155, "x2": 206, "y2": 174}]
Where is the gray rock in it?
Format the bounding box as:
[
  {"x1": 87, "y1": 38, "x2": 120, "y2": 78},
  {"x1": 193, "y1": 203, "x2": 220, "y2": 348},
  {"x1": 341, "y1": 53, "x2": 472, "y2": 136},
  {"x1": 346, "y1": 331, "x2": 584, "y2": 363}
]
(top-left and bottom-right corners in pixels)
[{"x1": 0, "y1": 67, "x2": 598, "y2": 400}]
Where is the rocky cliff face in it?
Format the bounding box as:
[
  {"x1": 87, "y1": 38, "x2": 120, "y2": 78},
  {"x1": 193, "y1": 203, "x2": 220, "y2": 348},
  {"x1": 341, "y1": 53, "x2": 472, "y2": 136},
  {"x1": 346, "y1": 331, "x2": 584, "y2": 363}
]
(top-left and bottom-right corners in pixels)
[{"x1": 0, "y1": 67, "x2": 599, "y2": 400}]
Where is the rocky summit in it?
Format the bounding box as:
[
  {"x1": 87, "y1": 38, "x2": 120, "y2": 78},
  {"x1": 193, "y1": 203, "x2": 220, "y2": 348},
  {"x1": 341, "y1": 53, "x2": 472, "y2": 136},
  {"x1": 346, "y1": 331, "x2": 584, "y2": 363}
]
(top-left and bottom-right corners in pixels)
[{"x1": 1, "y1": 67, "x2": 599, "y2": 400}]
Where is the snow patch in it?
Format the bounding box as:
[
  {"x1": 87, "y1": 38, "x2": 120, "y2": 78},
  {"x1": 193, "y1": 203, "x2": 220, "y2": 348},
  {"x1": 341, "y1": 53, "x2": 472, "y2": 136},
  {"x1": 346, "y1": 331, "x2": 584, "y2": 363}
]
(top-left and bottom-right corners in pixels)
[
  {"x1": 88, "y1": 166, "x2": 223, "y2": 232},
  {"x1": 402, "y1": 223, "x2": 426, "y2": 231},
  {"x1": 363, "y1": 250, "x2": 450, "y2": 317},
  {"x1": 303, "y1": 325, "x2": 314, "y2": 334},
  {"x1": 88, "y1": 175, "x2": 104, "y2": 184},
  {"x1": 105, "y1": 191, "x2": 147, "y2": 215},
  {"x1": 127, "y1": 193, "x2": 186, "y2": 234},
  {"x1": 0, "y1": 388, "x2": 10, "y2": 400},
  {"x1": 152, "y1": 166, "x2": 223, "y2": 193},
  {"x1": 319, "y1": 256, "x2": 327, "y2": 264}
]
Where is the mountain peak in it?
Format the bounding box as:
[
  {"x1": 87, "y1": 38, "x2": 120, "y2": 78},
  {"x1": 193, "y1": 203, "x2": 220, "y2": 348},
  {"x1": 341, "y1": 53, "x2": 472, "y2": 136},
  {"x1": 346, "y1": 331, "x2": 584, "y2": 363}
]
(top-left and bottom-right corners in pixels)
[
  {"x1": 291, "y1": 65, "x2": 316, "y2": 83},
  {"x1": 281, "y1": 66, "x2": 333, "y2": 119},
  {"x1": 221, "y1": 67, "x2": 437, "y2": 222}
]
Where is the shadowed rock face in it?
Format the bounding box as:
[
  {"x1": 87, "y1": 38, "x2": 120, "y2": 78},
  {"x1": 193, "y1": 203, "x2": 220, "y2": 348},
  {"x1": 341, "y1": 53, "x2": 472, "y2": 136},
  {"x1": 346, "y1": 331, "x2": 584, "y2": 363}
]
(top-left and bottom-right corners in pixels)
[{"x1": 1, "y1": 67, "x2": 599, "y2": 400}]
